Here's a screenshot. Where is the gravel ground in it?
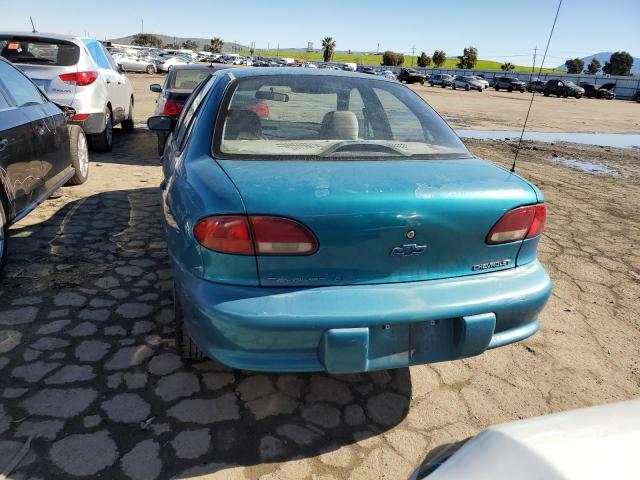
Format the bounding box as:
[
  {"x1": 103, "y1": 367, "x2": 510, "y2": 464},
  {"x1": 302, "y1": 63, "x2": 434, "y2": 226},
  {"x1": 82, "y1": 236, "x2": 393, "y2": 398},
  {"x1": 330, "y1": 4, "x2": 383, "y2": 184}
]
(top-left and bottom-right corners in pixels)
[{"x1": 0, "y1": 79, "x2": 639, "y2": 479}]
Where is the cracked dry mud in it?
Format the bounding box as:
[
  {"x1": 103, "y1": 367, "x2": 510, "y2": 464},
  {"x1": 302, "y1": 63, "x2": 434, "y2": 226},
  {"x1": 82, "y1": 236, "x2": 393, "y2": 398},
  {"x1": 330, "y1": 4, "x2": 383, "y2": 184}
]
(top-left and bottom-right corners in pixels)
[{"x1": 0, "y1": 130, "x2": 638, "y2": 479}]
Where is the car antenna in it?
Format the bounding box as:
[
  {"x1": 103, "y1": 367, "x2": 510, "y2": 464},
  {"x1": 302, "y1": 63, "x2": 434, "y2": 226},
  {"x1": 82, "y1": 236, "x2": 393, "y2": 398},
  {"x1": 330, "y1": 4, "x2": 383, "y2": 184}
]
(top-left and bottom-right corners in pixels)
[
  {"x1": 29, "y1": 16, "x2": 37, "y2": 33},
  {"x1": 510, "y1": 0, "x2": 563, "y2": 172}
]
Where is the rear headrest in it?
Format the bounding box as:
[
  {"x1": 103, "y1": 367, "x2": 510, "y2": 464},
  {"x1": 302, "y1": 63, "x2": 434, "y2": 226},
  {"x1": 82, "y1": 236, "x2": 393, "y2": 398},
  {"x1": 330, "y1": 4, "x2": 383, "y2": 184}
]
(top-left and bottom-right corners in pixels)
[{"x1": 321, "y1": 111, "x2": 359, "y2": 140}]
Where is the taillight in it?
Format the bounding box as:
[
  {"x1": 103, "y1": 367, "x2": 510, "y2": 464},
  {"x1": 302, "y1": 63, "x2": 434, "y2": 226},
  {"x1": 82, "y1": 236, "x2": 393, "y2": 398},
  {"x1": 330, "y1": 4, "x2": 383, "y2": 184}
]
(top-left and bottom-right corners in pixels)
[
  {"x1": 486, "y1": 204, "x2": 546, "y2": 245},
  {"x1": 243, "y1": 100, "x2": 270, "y2": 118},
  {"x1": 250, "y1": 216, "x2": 318, "y2": 255},
  {"x1": 193, "y1": 215, "x2": 318, "y2": 256},
  {"x1": 162, "y1": 98, "x2": 184, "y2": 116},
  {"x1": 193, "y1": 216, "x2": 254, "y2": 255},
  {"x1": 59, "y1": 71, "x2": 98, "y2": 86},
  {"x1": 71, "y1": 113, "x2": 90, "y2": 121}
]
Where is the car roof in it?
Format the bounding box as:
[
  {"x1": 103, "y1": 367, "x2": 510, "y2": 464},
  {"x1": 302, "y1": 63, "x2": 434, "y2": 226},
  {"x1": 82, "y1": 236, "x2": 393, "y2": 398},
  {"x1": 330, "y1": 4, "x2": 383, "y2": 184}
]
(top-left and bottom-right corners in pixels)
[
  {"x1": 224, "y1": 67, "x2": 396, "y2": 83},
  {"x1": 0, "y1": 31, "x2": 88, "y2": 43}
]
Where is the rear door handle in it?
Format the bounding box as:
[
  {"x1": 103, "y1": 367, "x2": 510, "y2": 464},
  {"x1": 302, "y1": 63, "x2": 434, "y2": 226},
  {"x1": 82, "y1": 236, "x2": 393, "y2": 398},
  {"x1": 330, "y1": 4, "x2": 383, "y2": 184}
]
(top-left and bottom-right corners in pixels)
[{"x1": 0, "y1": 138, "x2": 8, "y2": 151}]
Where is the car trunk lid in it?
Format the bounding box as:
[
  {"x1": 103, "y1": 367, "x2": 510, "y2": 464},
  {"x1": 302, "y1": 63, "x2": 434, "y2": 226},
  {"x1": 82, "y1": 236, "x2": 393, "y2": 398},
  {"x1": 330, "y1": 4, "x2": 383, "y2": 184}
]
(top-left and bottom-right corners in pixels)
[{"x1": 217, "y1": 158, "x2": 539, "y2": 287}]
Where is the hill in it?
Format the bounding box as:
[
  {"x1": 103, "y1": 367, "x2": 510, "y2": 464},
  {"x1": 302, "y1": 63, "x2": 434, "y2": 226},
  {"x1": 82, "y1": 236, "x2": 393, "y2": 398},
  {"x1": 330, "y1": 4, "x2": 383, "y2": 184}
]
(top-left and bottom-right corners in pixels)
[
  {"x1": 256, "y1": 50, "x2": 563, "y2": 72},
  {"x1": 109, "y1": 34, "x2": 248, "y2": 52},
  {"x1": 557, "y1": 52, "x2": 639, "y2": 74}
]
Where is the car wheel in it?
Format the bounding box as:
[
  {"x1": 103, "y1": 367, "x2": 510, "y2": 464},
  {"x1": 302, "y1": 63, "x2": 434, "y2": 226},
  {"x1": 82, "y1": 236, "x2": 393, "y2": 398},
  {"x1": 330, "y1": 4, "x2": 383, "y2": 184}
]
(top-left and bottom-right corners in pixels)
[
  {"x1": 88, "y1": 107, "x2": 113, "y2": 152},
  {"x1": 146, "y1": 65, "x2": 155, "y2": 74},
  {"x1": 121, "y1": 98, "x2": 134, "y2": 133},
  {"x1": 494, "y1": 86, "x2": 499, "y2": 91},
  {"x1": 420, "y1": 79, "x2": 425, "y2": 85},
  {"x1": 430, "y1": 82, "x2": 434, "y2": 87},
  {"x1": 543, "y1": 90, "x2": 550, "y2": 96},
  {"x1": 562, "y1": 92, "x2": 569, "y2": 98},
  {"x1": 576, "y1": 94, "x2": 582, "y2": 99},
  {"x1": 452, "y1": 84, "x2": 456, "y2": 90},
  {"x1": 174, "y1": 286, "x2": 205, "y2": 361},
  {"x1": 442, "y1": 84, "x2": 446, "y2": 88},
  {"x1": 65, "y1": 125, "x2": 90, "y2": 185},
  {"x1": 520, "y1": 89, "x2": 525, "y2": 93},
  {"x1": 465, "y1": 85, "x2": 470, "y2": 91},
  {"x1": 508, "y1": 87, "x2": 513, "y2": 92},
  {"x1": 0, "y1": 196, "x2": 7, "y2": 273}
]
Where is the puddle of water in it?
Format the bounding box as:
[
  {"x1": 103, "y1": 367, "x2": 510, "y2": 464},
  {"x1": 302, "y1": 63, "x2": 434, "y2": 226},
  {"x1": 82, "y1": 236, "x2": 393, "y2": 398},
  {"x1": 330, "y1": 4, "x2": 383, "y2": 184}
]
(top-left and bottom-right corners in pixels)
[
  {"x1": 455, "y1": 129, "x2": 640, "y2": 149},
  {"x1": 553, "y1": 157, "x2": 619, "y2": 176}
]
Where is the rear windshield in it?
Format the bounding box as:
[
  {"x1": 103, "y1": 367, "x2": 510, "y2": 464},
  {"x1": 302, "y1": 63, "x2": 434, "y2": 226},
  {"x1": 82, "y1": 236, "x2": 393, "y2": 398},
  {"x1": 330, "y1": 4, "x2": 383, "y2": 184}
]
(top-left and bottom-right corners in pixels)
[
  {"x1": 170, "y1": 69, "x2": 210, "y2": 90},
  {"x1": 215, "y1": 75, "x2": 470, "y2": 160},
  {"x1": 0, "y1": 37, "x2": 79, "y2": 66}
]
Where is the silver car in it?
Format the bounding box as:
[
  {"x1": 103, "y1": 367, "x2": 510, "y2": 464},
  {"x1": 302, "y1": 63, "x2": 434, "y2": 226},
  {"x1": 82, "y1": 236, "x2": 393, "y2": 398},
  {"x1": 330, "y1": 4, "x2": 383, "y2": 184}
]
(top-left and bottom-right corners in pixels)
[
  {"x1": 117, "y1": 54, "x2": 156, "y2": 74},
  {"x1": 452, "y1": 75, "x2": 484, "y2": 91},
  {"x1": 0, "y1": 32, "x2": 134, "y2": 152}
]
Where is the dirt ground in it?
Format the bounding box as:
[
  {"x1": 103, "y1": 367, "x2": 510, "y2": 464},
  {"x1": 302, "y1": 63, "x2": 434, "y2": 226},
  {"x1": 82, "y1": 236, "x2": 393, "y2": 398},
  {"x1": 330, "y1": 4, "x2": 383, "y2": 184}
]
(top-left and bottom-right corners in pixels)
[
  {"x1": 0, "y1": 73, "x2": 639, "y2": 479},
  {"x1": 128, "y1": 71, "x2": 640, "y2": 133}
]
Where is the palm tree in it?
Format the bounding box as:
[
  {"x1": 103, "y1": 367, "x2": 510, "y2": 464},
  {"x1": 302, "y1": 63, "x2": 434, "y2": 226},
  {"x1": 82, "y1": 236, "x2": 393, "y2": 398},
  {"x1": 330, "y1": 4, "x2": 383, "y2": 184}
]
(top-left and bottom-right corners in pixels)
[
  {"x1": 501, "y1": 62, "x2": 515, "y2": 72},
  {"x1": 322, "y1": 37, "x2": 336, "y2": 62},
  {"x1": 210, "y1": 37, "x2": 224, "y2": 54}
]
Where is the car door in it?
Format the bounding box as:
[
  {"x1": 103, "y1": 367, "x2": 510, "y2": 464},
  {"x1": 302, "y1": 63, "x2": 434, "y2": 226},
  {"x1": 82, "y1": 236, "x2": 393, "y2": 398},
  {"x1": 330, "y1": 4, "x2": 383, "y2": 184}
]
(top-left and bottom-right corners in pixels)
[
  {"x1": 0, "y1": 59, "x2": 70, "y2": 199},
  {"x1": 0, "y1": 60, "x2": 45, "y2": 215},
  {"x1": 83, "y1": 39, "x2": 128, "y2": 122}
]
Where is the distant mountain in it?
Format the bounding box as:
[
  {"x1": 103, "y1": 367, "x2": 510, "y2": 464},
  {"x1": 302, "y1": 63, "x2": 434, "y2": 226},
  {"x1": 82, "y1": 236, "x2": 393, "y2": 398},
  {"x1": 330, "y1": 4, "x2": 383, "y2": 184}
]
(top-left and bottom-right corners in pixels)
[
  {"x1": 108, "y1": 34, "x2": 248, "y2": 52},
  {"x1": 557, "y1": 52, "x2": 639, "y2": 74}
]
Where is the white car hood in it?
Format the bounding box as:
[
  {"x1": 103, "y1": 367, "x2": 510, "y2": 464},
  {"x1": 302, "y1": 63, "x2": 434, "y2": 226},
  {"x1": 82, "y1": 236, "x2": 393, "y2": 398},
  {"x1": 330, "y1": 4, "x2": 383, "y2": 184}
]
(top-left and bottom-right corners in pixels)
[{"x1": 420, "y1": 399, "x2": 640, "y2": 480}]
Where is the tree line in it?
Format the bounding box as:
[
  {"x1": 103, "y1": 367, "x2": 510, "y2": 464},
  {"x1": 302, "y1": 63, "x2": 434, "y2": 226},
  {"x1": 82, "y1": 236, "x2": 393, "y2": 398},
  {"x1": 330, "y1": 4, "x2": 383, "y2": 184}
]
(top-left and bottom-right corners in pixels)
[{"x1": 564, "y1": 52, "x2": 634, "y2": 76}]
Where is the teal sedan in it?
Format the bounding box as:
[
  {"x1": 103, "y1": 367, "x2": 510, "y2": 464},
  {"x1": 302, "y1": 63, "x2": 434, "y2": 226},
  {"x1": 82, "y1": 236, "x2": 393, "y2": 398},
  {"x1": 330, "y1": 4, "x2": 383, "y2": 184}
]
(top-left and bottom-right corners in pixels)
[{"x1": 148, "y1": 68, "x2": 551, "y2": 373}]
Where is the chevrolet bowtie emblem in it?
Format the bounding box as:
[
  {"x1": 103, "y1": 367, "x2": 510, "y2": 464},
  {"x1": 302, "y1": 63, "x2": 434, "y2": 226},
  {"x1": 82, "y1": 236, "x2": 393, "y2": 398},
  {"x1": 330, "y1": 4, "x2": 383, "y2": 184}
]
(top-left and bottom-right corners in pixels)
[{"x1": 390, "y1": 244, "x2": 427, "y2": 257}]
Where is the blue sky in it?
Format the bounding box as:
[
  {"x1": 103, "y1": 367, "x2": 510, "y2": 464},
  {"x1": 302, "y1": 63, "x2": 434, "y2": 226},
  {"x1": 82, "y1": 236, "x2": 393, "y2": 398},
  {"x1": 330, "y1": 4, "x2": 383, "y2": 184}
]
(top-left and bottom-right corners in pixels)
[{"x1": 3, "y1": 0, "x2": 639, "y2": 65}]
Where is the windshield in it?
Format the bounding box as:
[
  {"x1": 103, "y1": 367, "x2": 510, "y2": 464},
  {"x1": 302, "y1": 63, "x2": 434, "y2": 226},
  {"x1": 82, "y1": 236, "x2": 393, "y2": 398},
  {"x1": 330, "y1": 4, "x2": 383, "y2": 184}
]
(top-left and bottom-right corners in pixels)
[
  {"x1": 0, "y1": 37, "x2": 79, "y2": 66},
  {"x1": 170, "y1": 69, "x2": 211, "y2": 90},
  {"x1": 214, "y1": 74, "x2": 470, "y2": 160}
]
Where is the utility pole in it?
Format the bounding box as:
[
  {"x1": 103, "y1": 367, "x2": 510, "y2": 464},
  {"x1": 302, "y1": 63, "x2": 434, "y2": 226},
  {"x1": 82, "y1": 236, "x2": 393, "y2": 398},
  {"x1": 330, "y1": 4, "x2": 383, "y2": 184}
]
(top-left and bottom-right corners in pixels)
[
  {"x1": 411, "y1": 46, "x2": 415, "y2": 66},
  {"x1": 277, "y1": 43, "x2": 280, "y2": 57},
  {"x1": 141, "y1": 19, "x2": 144, "y2": 34},
  {"x1": 376, "y1": 42, "x2": 380, "y2": 54},
  {"x1": 532, "y1": 46, "x2": 538, "y2": 73}
]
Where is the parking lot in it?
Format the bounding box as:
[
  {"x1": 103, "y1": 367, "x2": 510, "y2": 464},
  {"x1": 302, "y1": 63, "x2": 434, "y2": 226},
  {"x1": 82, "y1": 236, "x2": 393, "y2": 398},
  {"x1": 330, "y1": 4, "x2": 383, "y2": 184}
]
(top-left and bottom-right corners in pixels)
[{"x1": 0, "y1": 73, "x2": 639, "y2": 479}]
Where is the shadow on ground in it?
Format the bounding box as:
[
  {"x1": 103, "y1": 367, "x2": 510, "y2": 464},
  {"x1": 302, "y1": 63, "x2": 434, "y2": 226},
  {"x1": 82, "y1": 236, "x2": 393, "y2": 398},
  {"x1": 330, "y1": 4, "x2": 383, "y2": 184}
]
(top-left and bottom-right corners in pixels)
[{"x1": 0, "y1": 183, "x2": 412, "y2": 479}]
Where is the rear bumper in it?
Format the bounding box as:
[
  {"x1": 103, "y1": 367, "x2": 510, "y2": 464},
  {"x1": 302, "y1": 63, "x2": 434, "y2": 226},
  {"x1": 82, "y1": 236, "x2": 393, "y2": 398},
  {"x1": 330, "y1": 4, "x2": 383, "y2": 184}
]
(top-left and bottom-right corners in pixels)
[
  {"x1": 174, "y1": 260, "x2": 551, "y2": 373},
  {"x1": 69, "y1": 111, "x2": 106, "y2": 134}
]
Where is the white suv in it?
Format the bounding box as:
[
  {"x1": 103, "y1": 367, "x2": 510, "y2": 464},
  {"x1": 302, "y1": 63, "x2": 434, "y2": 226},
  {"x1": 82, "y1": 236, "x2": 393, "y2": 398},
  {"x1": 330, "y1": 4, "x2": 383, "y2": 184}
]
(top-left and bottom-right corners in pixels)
[{"x1": 0, "y1": 32, "x2": 134, "y2": 151}]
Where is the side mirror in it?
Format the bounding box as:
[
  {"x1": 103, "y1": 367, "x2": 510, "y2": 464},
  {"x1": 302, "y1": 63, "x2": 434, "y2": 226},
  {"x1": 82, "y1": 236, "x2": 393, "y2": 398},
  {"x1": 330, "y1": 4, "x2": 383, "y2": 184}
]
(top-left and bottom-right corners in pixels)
[
  {"x1": 149, "y1": 83, "x2": 162, "y2": 93},
  {"x1": 147, "y1": 115, "x2": 175, "y2": 132}
]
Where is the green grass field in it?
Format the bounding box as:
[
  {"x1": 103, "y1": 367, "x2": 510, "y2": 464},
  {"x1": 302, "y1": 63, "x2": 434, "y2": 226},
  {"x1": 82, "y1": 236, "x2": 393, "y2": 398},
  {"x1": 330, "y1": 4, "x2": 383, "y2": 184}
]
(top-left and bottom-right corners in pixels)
[{"x1": 255, "y1": 50, "x2": 563, "y2": 73}]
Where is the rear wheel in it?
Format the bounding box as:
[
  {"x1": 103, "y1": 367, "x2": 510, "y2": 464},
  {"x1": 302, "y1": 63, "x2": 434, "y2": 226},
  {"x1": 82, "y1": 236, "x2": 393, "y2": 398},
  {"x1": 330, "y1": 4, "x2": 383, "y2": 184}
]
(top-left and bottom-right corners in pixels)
[
  {"x1": 430, "y1": 82, "x2": 434, "y2": 87},
  {"x1": 452, "y1": 84, "x2": 456, "y2": 90},
  {"x1": 89, "y1": 107, "x2": 113, "y2": 152},
  {"x1": 508, "y1": 86, "x2": 513, "y2": 92},
  {"x1": 441, "y1": 83, "x2": 446, "y2": 88},
  {"x1": 174, "y1": 287, "x2": 205, "y2": 361},
  {"x1": 465, "y1": 84, "x2": 470, "y2": 91},
  {"x1": 0, "y1": 196, "x2": 7, "y2": 273},
  {"x1": 146, "y1": 65, "x2": 155, "y2": 74},
  {"x1": 494, "y1": 86, "x2": 499, "y2": 91},
  {"x1": 121, "y1": 98, "x2": 134, "y2": 133},
  {"x1": 65, "y1": 125, "x2": 90, "y2": 185},
  {"x1": 543, "y1": 90, "x2": 550, "y2": 96},
  {"x1": 420, "y1": 78, "x2": 425, "y2": 85}
]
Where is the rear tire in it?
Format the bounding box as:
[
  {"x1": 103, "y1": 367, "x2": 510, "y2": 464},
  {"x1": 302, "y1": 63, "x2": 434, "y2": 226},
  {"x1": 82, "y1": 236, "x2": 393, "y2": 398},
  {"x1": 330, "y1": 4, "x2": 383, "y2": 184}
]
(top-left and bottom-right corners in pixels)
[
  {"x1": 174, "y1": 287, "x2": 205, "y2": 361},
  {"x1": 89, "y1": 108, "x2": 113, "y2": 152},
  {"x1": 465, "y1": 85, "x2": 470, "y2": 91},
  {"x1": 494, "y1": 86, "x2": 499, "y2": 91},
  {"x1": 441, "y1": 83, "x2": 446, "y2": 88},
  {"x1": 543, "y1": 90, "x2": 550, "y2": 96},
  {"x1": 146, "y1": 65, "x2": 155, "y2": 74},
  {"x1": 430, "y1": 82, "x2": 434, "y2": 87},
  {"x1": 65, "y1": 125, "x2": 90, "y2": 185},
  {"x1": 452, "y1": 84, "x2": 456, "y2": 90},
  {"x1": 508, "y1": 86, "x2": 513, "y2": 92},
  {"x1": 121, "y1": 98, "x2": 134, "y2": 133}
]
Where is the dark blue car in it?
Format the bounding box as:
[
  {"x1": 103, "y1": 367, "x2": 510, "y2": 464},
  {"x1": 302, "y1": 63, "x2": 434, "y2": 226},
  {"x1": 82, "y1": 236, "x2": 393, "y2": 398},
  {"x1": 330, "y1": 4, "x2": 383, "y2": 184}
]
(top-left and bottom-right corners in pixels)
[{"x1": 149, "y1": 68, "x2": 551, "y2": 374}]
